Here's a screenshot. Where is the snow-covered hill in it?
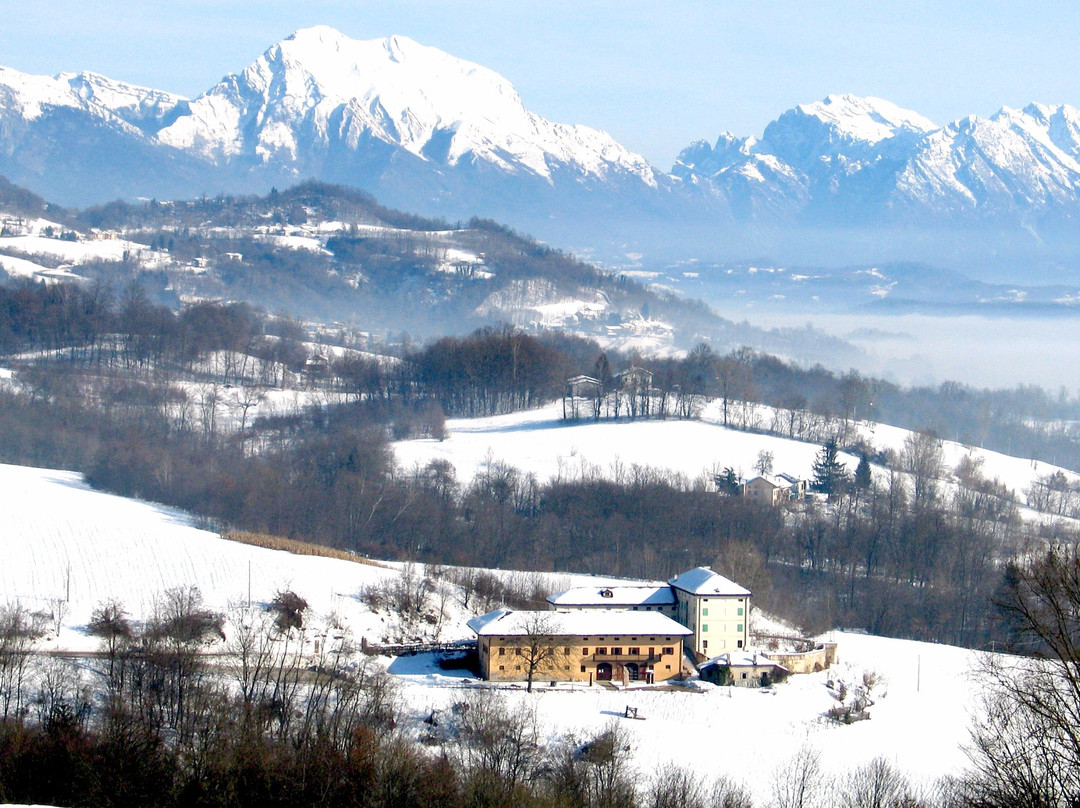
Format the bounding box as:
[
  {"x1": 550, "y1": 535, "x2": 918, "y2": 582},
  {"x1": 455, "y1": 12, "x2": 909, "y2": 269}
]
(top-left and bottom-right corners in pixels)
[
  {"x1": 391, "y1": 400, "x2": 1076, "y2": 520},
  {"x1": 1, "y1": 459, "x2": 989, "y2": 797}
]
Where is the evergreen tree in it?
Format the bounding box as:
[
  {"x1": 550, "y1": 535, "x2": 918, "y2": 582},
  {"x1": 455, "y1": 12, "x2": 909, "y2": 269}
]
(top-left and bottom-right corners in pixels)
[
  {"x1": 811, "y1": 439, "x2": 847, "y2": 497},
  {"x1": 715, "y1": 467, "x2": 741, "y2": 496},
  {"x1": 854, "y1": 455, "x2": 872, "y2": 490}
]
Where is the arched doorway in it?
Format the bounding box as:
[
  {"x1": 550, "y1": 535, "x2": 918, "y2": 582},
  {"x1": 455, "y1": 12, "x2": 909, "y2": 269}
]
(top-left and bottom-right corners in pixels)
[
  {"x1": 625, "y1": 662, "x2": 640, "y2": 681},
  {"x1": 596, "y1": 662, "x2": 613, "y2": 681}
]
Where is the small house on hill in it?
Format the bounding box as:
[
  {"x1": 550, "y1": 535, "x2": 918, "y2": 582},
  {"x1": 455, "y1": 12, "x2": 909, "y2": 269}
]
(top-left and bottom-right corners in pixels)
[
  {"x1": 563, "y1": 374, "x2": 602, "y2": 419},
  {"x1": 467, "y1": 609, "x2": 691, "y2": 685},
  {"x1": 616, "y1": 366, "x2": 653, "y2": 392},
  {"x1": 741, "y1": 473, "x2": 806, "y2": 506}
]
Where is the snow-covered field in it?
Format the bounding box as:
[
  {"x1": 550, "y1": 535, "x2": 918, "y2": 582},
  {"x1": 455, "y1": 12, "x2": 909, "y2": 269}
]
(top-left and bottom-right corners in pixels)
[
  {"x1": 1, "y1": 459, "x2": 988, "y2": 797},
  {"x1": 391, "y1": 400, "x2": 1076, "y2": 509}
]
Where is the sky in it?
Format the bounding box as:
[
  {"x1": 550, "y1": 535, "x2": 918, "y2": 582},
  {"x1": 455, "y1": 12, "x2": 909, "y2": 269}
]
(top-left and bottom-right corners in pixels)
[{"x1": 3, "y1": 1, "x2": 1080, "y2": 168}]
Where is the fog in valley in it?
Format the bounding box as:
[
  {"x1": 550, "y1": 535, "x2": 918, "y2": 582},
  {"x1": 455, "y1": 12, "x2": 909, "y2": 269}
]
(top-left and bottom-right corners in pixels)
[{"x1": 749, "y1": 311, "x2": 1080, "y2": 390}]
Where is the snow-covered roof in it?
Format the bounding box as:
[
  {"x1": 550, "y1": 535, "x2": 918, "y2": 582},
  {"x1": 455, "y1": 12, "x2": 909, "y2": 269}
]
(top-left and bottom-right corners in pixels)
[
  {"x1": 745, "y1": 473, "x2": 802, "y2": 489},
  {"x1": 546, "y1": 585, "x2": 675, "y2": 608},
  {"x1": 668, "y1": 566, "x2": 751, "y2": 597},
  {"x1": 467, "y1": 609, "x2": 691, "y2": 638},
  {"x1": 703, "y1": 650, "x2": 787, "y2": 671},
  {"x1": 466, "y1": 608, "x2": 513, "y2": 635}
]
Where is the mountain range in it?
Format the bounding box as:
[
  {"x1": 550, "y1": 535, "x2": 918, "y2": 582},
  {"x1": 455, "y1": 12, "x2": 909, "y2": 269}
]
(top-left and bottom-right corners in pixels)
[{"x1": 1, "y1": 26, "x2": 1079, "y2": 271}]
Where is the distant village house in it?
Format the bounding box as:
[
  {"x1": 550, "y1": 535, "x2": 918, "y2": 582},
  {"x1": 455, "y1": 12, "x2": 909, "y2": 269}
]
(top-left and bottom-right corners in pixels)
[{"x1": 741, "y1": 473, "x2": 807, "y2": 505}]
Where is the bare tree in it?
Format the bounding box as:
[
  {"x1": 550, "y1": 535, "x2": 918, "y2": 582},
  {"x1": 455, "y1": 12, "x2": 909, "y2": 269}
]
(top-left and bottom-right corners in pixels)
[
  {"x1": 0, "y1": 602, "x2": 46, "y2": 720},
  {"x1": 962, "y1": 548, "x2": 1080, "y2": 805},
  {"x1": 771, "y1": 746, "x2": 825, "y2": 808},
  {"x1": 645, "y1": 763, "x2": 709, "y2": 808},
  {"x1": 756, "y1": 450, "x2": 774, "y2": 477},
  {"x1": 517, "y1": 612, "x2": 562, "y2": 693},
  {"x1": 901, "y1": 430, "x2": 944, "y2": 509},
  {"x1": 837, "y1": 756, "x2": 913, "y2": 808},
  {"x1": 89, "y1": 598, "x2": 133, "y2": 693}
]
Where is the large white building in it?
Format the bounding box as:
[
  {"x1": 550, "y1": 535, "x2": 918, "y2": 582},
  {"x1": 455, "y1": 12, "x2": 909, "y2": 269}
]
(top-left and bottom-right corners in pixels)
[
  {"x1": 668, "y1": 566, "x2": 750, "y2": 659},
  {"x1": 546, "y1": 566, "x2": 751, "y2": 662}
]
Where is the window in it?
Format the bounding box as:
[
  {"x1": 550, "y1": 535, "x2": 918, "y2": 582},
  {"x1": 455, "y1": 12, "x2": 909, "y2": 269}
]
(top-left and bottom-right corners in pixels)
[
  {"x1": 515, "y1": 648, "x2": 522, "y2": 656},
  {"x1": 737, "y1": 607, "x2": 744, "y2": 616},
  {"x1": 515, "y1": 665, "x2": 521, "y2": 671},
  {"x1": 564, "y1": 647, "x2": 570, "y2": 655},
  {"x1": 741, "y1": 673, "x2": 747, "y2": 679},
  {"x1": 737, "y1": 624, "x2": 743, "y2": 632},
  {"x1": 499, "y1": 665, "x2": 504, "y2": 671},
  {"x1": 662, "y1": 647, "x2": 674, "y2": 655},
  {"x1": 665, "y1": 665, "x2": 671, "y2": 670},
  {"x1": 629, "y1": 647, "x2": 640, "y2": 656},
  {"x1": 499, "y1": 647, "x2": 505, "y2": 656},
  {"x1": 702, "y1": 624, "x2": 708, "y2": 632},
  {"x1": 702, "y1": 607, "x2": 709, "y2": 616},
  {"x1": 703, "y1": 640, "x2": 708, "y2": 650},
  {"x1": 580, "y1": 665, "x2": 586, "y2": 673},
  {"x1": 612, "y1": 647, "x2": 622, "y2": 656},
  {"x1": 597, "y1": 647, "x2": 607, "y2": 655},
  {"x1": 582, "y1": 647, "x2": 589, "y2": 656},
  {"x1": 737, "y1": 640, "x2": 743, "y2": 648}
]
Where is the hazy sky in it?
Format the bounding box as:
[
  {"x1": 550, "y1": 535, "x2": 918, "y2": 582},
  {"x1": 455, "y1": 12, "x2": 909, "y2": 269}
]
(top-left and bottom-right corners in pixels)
[{"x1": 4, "y1": 1, "x2": 1079, "y2": 167}]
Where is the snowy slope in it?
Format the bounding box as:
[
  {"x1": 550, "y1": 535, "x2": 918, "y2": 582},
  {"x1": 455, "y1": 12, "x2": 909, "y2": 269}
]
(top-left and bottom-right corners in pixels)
[
  {"x1": 391, "y1": 400, "x2": 1075, "y2": 505},
  {"x1": 391, "y1": 628, "x2": 980, "y2": 797},
  {"x1": 0, "y1": 463, "x2": 402, "y2": 651},
  {"x1": 1, "y1": 459, "x2": 991, "y2": 797}
]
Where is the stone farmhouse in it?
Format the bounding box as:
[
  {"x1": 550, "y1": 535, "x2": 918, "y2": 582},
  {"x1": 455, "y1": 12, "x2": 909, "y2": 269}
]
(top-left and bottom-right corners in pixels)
[
  {"x1": 741, "y1": 473, "x2": 807, "y2": 506},
  {"x1": 468, "y1": 609, "x2": 691, "y2": 685},
  {"x1": 468, "y1": 566, "x2": 754, "y2": 684}
]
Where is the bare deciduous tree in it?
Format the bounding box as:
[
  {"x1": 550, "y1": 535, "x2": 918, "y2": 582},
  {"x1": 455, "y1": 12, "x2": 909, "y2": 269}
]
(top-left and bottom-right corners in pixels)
[{"x1": 962, "y1": 548, "x2": 1080, "y2": 806}]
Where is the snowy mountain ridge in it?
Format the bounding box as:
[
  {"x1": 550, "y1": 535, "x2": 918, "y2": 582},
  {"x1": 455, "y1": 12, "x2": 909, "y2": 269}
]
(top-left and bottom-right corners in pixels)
[
  {"x1": 677, "y1": 93, "x2": 1080, "y2": 225},
  {"x1": 153, "y1": 26, "x2": 658, "y2": 188},
  {"x1": 2, "y1": 27, "x2": 1080, "y2": 258}
]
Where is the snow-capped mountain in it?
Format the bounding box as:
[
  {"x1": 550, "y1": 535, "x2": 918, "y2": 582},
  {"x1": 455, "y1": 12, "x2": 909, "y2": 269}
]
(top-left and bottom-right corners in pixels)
[
  {"x1": 1, "y1": 29, "x2": 1080, "y2": 264},
  {"x1": 0, "y1": 27, "x2": 667, "y2": 222},
  {"x1": 675, "y1": 94, "x2": 1080, "y2": 226},
  {"x1": 156, "y1": 26, "x2": 658, "y2": 186}
]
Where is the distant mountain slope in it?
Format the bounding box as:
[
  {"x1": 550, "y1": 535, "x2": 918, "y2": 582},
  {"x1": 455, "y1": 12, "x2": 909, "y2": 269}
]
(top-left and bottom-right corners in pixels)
[
  {"x1": 1, "y1": 32, "x2": 1079, "y2": 269},
  {"x1": 0, "y1": 179, "x2": 859, "y2": 362},
  {"x1": 676, "y1": 94, "x2": 1080, "y2": 227},
  {"x1": 0, "y1": 27, "x2": 676, "y2": 227}
]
